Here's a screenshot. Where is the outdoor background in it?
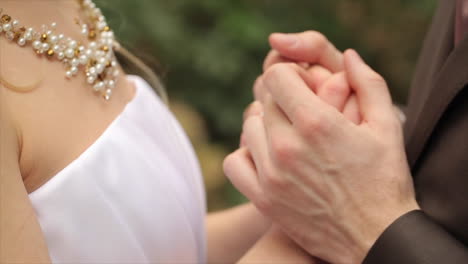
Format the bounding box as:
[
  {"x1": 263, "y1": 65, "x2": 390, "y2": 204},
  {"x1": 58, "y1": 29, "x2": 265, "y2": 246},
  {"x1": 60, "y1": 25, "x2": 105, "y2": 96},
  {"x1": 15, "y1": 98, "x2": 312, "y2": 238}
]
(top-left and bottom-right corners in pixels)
[{"x1": 95, "y1": 0, "x2": 437, "y2": 211}]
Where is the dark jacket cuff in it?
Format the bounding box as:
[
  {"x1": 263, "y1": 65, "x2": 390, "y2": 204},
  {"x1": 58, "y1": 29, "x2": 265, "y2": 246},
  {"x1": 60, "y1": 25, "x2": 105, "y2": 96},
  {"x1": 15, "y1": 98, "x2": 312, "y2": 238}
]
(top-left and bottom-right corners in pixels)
[{"x1": 362, "y1": 210, "x2": 468, "y2": 264}]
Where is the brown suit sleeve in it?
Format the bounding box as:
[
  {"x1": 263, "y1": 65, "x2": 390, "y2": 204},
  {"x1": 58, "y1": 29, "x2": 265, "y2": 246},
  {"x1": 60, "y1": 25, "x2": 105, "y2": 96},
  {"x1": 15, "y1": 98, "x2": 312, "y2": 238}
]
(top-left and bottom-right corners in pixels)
[{"x1": 363, "y1": 210, "x2": 468, "y2": 263}]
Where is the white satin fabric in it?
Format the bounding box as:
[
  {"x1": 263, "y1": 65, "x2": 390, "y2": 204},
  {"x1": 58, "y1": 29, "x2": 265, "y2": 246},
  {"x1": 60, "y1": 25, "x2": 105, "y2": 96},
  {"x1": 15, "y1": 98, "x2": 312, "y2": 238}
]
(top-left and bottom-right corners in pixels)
[{"x1": 29, "y1": 75, "x2": 206, "y2": 263}]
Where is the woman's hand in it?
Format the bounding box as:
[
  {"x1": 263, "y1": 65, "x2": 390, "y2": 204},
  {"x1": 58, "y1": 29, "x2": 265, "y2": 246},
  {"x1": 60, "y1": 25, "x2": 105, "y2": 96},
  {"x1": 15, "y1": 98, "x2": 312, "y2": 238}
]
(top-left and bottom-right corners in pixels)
[
  {"x1": 226, "y1": 50, "x2": 419, "y2": 264},
  {"x1": 238, "y1": 226, "x2": 324, "y2": 264}
]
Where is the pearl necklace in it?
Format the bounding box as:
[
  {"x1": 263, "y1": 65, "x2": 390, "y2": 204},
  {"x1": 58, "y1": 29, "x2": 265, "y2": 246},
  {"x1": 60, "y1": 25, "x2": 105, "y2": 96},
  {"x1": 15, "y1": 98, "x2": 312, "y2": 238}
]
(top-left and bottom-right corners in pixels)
[{"x1": 0, "y1": 0, "x2": 119, "y2": 100}]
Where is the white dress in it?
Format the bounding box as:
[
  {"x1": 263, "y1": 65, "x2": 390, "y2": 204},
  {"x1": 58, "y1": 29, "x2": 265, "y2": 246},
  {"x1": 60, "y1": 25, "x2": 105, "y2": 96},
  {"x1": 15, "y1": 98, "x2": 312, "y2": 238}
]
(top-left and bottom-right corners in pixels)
[{"x1": 28, "y1": 75, "x2": 207, "y2": 263}]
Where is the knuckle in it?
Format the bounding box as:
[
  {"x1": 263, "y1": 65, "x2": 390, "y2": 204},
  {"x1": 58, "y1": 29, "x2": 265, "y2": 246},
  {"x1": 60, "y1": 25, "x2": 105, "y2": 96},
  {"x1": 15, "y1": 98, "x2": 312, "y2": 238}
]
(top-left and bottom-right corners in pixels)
[
  {"x1": 293, "y1": 104, "x2": 328, "y2": 137},
  {"x1": 254, "y1": 195, "x2": 272, "y2": 214},
  {"x1": 270, "y1": 134, "x2": 299, "y2": 167},
  {"x1": 367, "y1": 72, "x2": 387, "y2": 87},
  {"x1": 263, "y1": 166, "x2": 290, "y2": 190},
  {"x1": 264, "y1": 63, "x2": 295, "y2": 82},
  {"x1": 324, "y1": 80, "x2": 348, "y2": 98}
]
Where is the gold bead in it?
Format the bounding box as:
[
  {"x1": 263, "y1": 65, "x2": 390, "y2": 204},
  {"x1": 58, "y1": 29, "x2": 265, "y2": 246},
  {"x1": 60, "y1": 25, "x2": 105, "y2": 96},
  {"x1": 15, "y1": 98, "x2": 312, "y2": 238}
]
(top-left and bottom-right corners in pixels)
[
  {"x1": 88, "y1": 30, "x2": 96, "y2": 39},
  {"x1": 103, "y1": 26, "x2": 110, "y2": 32},
  {"x1": 14, "y1": 31, "x2": 22, "y2": 40},
  {"x1": 88, "y1": 59, "x2": 97, "y2": 67},
  {"x1": 47, "y1": 49, "x2": 55, "y2": 57},
  {"x1": 101, "y1": 45, "x2": 109, "y2": 52},
  {"x1": 41, "y1": 33, "x2": 48, "y2": 41},
  {"x1": 1, "y1": 15, "x2": 11, "y2": 23}
]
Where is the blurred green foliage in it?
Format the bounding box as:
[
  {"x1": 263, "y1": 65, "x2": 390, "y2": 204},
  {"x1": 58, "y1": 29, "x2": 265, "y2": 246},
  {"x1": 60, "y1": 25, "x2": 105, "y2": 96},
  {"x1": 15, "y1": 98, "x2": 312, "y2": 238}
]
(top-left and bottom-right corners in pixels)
[{"x1": 96, "y1": 0, "x2": 437, "y2": 209}]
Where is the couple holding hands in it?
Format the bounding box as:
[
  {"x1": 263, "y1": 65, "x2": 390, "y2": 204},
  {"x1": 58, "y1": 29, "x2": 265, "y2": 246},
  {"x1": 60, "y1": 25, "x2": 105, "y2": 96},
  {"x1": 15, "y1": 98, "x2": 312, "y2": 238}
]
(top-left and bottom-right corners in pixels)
[
  {"x1": 223, "y1": 31, "x2": 418, "y2": 264},
  {"x1": 230, "y1": 1, "x2": 468, "y2": 261}
]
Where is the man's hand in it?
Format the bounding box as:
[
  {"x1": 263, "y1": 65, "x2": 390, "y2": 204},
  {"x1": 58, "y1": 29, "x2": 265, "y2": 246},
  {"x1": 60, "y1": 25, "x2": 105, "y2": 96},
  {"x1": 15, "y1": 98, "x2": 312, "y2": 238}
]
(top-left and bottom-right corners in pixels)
[
  {"x1": 225, "y1": 50, "x2": 420, "y2": 264},
  {"x1": 260, "y1": 31, "x2": 361, "y2": 124}
]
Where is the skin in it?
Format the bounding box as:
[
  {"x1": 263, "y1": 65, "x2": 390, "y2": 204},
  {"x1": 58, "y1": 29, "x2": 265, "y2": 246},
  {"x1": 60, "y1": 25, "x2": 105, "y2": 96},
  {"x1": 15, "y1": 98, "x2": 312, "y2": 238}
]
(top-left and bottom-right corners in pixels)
[
  {"x1": 226, "y1": 33, "x2": 421, "y2": 263},
  {"x1": 0, "y1": 1, "x2": 269, "y2": 263},
  {"x1": 238, "y1": 32, "x2": 362, "y2": 263}
]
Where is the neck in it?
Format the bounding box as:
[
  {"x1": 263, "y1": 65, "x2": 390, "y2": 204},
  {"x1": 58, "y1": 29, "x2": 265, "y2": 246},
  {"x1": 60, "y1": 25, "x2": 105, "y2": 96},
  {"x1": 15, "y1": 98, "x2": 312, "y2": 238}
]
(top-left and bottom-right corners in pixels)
[{"x1": 1, "y1": 0, "x2": 84, "y2": 40}]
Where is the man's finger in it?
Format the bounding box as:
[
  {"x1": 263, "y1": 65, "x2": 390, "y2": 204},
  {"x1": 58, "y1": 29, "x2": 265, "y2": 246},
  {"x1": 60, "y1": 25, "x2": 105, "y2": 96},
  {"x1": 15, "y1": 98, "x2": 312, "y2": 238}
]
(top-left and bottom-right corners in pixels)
[
  {"x1": 316, "y1": 72, "x2": 351, "y2": 112},
  {"x1": 224, "y1": 148, "x2": 263, "y2": 202},
  {"x1": 243, "y1": 101, "x2": 264, "y2": 122},
  {"x1": 305, "y1": 66, "x2": 332, "y2": 91},
  {"x1": 263, "y1": 64, "x2": 332, "y2": 125},
  {"x1": 269, "y1": 32, "x2": 344, "y2": 72},
  {"x1": 263, "y1": 50, "x2": 310, "y2": 72},
  {"x1": 263, "y1": 94, "x2": 301, "y2": 166},
  {"x1": 344, "y1": 49, "x2": 394, "y2": 125},
  {"x1": 343, "y1": 94, "x2": 362, "y2": 125},
  {"x1": 243, "y1": 115, "x2": 269, "y2": 176}
]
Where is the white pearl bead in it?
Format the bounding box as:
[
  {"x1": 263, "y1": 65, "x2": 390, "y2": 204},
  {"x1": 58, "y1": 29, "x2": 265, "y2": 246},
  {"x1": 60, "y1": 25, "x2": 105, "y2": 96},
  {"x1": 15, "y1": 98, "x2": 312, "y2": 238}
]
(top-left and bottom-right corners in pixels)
[
  {"x1": 12, "y1": 20, "x2": 20, "y2": 29},
  {"x1": 51, "y1": 22, "x2": 57, "y2": 29},
  {"x1": 79, "y1": 55, "x2": 88, "y2": 65},
  {"x1": 3, "y1": 23, "x2": 12, "y2": 31},
  {"x1": 98, "y1": 57, "x2": 106, "y2": 64},
  {"x1": 11, "y1": 20, "x2": 20, "y2": 29},
  {"x1": 93, "y1": 81, "x2": 105, "y2": 92},
  {"x1": 89, "y1": 42, "x2": 97, "y2": 49},
  {"x1": 66, "y1": 71, "x2": 73, "y2": 78},
  {"x1": 58, "y1": 34, "x2": 64, "y2": 40},
  {"x1": 104, "y1": 89, "x2": 112, "y2": 101},
  {"x1": 85, "y1": 49, "x2": 93, "y2": 57},
  {"x1": 5, "y1": 31, "x2": 14, "y2": 40},
  {"x1": 65, "y1": 48, "x2": 75, "y2": 59},
  {"x1": 96, "y1": 63, "x2": 104, "y2": 74},
  {"x1": 69, "y1": 40, "x2": 77, "y2": 49},
  {"x1": 70, "y1": 66, "x2": 78, "y2": 75},
  {"x1": 24, "y1": 32, "x2": 32, "y2": 40},
  {"x1": 58, "y1": 52, "x2": 65, "y2": 60},
  {"x1": 49, "y1": 35, "x2": 58, "y2": 44},
  {"x1": 87, "y1": 76, "x2": 96, "y2": 84},
  {"x1": 41, "y1": 43, "x2": 50, "y2": 51},
  {"x1": 71, "y1": 58, "x2": 80, "y2": 67},
  {"x1": 89, "y1": 67, "x2": 97, "y2": 75},
  {"x1": 107, "y1": 80, "x2": 116, "y2": 89},
  {"x1": 95, "y1": 50, "x2": 104, "y2": 57},
  {"x1": 32, "y1": 40, "x2": 42, "y2": 50},
  {"x1": 17, "y1": 38, "x2": 26, "y2": 46},
  {"x1": 53, "y1": 45, "x2": 61, "y2": 52}
]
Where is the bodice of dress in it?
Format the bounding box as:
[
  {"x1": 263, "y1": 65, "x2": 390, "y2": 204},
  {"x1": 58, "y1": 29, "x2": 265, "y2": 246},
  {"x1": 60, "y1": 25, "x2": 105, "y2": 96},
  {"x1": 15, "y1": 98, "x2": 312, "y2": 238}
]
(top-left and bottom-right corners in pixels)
[{"x1": 28, "y1": 75, "x2": 206, "y2": 263}]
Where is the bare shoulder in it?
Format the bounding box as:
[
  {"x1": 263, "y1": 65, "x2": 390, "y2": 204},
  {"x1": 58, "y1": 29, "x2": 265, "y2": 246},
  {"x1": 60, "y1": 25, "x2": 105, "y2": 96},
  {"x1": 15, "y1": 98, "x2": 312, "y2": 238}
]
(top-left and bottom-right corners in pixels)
[{"x1": 0, "y1": 81, "x2": 51, "y2": 263}]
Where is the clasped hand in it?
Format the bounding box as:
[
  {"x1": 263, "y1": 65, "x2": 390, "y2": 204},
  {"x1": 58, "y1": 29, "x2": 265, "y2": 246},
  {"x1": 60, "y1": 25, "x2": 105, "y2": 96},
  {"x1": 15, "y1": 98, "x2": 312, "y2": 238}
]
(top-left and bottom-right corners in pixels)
[{"x1": 224, "y1": 32, "x2": 420, "y2": 264}]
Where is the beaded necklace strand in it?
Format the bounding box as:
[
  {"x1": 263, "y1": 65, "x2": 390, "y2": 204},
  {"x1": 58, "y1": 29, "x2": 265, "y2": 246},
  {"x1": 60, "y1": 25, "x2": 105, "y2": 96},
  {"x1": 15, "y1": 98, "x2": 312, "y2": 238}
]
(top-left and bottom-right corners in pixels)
[{"x1": 0, "y1": 0, "x2": 119, "y2": 100}]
